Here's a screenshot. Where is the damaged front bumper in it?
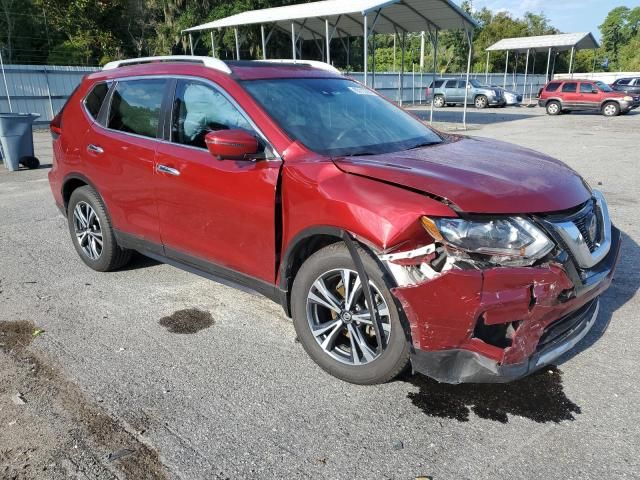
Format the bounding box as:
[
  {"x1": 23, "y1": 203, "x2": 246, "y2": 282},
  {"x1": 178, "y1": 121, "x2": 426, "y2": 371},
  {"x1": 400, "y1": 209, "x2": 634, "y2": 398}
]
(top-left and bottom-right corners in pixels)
[{"x1": 383, "y1": 209, "x2": 621, "y2": 384}]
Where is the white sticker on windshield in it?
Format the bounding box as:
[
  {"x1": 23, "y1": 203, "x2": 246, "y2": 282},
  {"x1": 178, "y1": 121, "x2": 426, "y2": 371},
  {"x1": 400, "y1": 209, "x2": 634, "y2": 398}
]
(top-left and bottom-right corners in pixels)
[{"x1": 348, "y1": 86, "x2": 375, "y2": 96}]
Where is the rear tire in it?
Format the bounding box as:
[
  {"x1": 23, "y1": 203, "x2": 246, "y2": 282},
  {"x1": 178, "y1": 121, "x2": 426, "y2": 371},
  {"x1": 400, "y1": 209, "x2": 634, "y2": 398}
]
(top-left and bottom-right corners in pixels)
[
  {"x1": 67, "y1": 186, "x2": 132, "y2": 272},
  {"x1": 433, "y1": 95, "x2": 445, "y2": 108},
  {"x1": 291, "y1": 243, "x2": 410, "y2": 385},
  {"x1": 546, "y1": 101, "x2": 561, "y2": 115},
  {"x1": 602, "y1": 102, "x2": 620, "y2": 117}
]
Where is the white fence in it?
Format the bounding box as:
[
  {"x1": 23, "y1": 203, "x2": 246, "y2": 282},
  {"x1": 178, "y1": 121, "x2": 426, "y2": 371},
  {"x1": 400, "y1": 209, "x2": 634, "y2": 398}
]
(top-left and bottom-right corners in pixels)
[{"x1": 554, "y1": 72, "x2": 640, "y2": 83}]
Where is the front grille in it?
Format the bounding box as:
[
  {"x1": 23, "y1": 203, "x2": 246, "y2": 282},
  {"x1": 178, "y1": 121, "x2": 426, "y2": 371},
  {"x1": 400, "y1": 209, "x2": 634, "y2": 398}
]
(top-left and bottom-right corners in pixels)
[
  {"x1": 573, "y1": 201, "x2": 599, "y2": 252},
  {"x1": 537, "y1": 300, "x2": 597, "y2": 352}
]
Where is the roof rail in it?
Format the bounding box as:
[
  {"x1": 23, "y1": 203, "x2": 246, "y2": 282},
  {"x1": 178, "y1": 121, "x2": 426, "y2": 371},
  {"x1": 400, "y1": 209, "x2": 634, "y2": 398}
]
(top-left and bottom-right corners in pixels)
[
  {"x1": 102, "y1": 56, "x2": 232, "y2": 74},
  {"x1": 259, "y1": 59, "x2": 341, "y2": 74}
]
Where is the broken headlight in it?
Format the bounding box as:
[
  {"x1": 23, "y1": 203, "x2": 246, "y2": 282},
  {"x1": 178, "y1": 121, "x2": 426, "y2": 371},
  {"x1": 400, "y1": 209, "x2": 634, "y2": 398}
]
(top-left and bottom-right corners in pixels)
[{"x1": 422, "y1": 216, "x2": 554, "y2": 266}]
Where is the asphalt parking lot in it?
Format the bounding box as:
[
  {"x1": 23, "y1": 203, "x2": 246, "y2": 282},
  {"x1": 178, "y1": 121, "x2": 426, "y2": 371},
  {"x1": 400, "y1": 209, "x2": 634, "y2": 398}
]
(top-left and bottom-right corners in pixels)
[{"x1": 1, "y1": 107, "x2": 639, "y2": 479}]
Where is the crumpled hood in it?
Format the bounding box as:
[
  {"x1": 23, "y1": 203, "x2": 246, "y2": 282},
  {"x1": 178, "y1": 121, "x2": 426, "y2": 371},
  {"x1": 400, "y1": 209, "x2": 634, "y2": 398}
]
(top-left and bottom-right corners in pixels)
[{"x1": 333, "y1": 136, "x2": 591, "y2": 214}]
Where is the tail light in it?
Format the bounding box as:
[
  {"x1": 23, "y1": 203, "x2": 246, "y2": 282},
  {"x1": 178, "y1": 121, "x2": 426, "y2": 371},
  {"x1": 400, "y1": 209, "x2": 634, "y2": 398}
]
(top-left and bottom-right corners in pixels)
[
  {"x1": 50, "y1": 111, "x2": 63, "y2": 138},
  {"x1": 425, "y1": 87, "x2": 430, "y2": 97}
]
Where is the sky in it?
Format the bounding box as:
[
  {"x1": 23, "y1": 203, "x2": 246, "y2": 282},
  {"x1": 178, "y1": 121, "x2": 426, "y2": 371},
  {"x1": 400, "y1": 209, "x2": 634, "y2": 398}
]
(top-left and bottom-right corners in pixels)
[{"x1": 468, "y1": 0, "x2": 640, "y2": 40}]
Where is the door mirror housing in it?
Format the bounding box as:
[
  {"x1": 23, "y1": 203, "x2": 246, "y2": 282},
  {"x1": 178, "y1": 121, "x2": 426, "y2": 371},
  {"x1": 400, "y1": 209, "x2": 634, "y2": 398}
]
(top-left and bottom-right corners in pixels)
[
  {"x1": 204, "y1": 129, "x2": 259, "y2": 160},
  {"x1": 592, "y1": 89, "x2": 599, "y2": 94}
]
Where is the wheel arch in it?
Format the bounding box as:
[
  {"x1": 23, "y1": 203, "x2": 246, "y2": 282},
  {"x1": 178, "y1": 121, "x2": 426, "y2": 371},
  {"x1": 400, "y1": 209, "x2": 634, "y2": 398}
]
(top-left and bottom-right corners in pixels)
[{"x1": 61, "y1": 173, "x2": 103, "y2": 214}]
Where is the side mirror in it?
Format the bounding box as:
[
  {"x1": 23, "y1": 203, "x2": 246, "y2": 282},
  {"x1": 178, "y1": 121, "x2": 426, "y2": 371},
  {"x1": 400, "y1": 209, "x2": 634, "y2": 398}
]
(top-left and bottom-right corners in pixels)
[
  {"x1": 204, "y1": 129, "x2": 259, "y2": 160},
  {"x1": 592, "y1": 89, "x2": 599, "y2": 94}
]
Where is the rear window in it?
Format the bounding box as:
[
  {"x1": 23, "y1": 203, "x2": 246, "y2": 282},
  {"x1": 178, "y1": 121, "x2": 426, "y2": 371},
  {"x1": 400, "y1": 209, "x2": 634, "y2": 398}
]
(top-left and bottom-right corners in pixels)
[
  {"x1": 545, "y1": 82, "x2": 561, "y2": 92},
  {"x1": 84, "y1": 82, "x2": 110, "y2": 120},
  {"x1": 561, "y1": 82, "x2": 577, "y2": 93},
  {"x1": 107, "y1": 79, "x2": 167, "y2": 138}
]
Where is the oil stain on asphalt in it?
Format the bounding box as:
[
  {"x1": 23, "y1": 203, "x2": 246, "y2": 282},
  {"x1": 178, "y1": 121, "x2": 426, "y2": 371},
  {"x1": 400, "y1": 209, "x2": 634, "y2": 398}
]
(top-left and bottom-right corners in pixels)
[
  {"x1": 405, "y1": 366, "x2": 581, "y2": 423},
  {"x1": 159, "y1": 308, "x2": 215, "y2": 334}
]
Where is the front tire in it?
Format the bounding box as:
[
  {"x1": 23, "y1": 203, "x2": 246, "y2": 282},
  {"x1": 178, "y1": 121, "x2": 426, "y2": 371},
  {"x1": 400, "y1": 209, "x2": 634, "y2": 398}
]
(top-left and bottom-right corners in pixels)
[
  {"x1": 67, "y1": 186, "x2": 132, "y2": 272},
  {"x1": 291, "y1": 243, "x2": 410, "y2": 385},
  {"x1": 474, "y1": 95, "x2": 488, "y2": 109},
  {"x1": 602, "y1": 102, "x2": 620, "y2": 117}
]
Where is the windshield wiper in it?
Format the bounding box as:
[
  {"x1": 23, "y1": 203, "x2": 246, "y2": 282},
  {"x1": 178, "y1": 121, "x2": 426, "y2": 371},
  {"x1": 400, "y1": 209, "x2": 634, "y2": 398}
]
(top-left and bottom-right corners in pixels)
[
  {"x1": 406, "y1": 141, "x2": 442, "y2": 150},
  {"x1": 343, "y1": 151, "x2": 378, "y2": 157}
]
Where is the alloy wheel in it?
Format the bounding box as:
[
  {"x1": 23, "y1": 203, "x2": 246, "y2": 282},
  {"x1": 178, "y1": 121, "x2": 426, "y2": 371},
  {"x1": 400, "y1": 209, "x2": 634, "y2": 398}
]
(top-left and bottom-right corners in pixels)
[
  {"x1": 603, "y1": 104, "x2": 617, "y2": 116},
  {"x1": 73, "y1": 201, "x2": 103, "y2": 260},
  {"x1": 306, "y1": 268, "x2": 391, "y2": 366}
]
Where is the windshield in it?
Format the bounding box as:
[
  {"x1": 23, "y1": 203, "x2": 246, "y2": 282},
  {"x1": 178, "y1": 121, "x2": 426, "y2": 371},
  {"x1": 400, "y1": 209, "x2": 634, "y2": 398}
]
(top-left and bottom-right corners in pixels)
[
  {"x1": 595, "y1": 81, "x2": 613, "y2": 92},
  {"x1": 241, "y1": 78, "x2": 442, "y2": 157}
]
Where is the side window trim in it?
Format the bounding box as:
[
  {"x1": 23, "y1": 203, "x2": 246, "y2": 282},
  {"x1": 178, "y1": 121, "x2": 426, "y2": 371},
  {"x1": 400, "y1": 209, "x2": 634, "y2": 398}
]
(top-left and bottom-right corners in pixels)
[
  {"x1": 160, "y1": 78, "x2": 177, "y2": 141},
  {"x1": 89, "y1": 74, "x2": 280, "y2": 160}
]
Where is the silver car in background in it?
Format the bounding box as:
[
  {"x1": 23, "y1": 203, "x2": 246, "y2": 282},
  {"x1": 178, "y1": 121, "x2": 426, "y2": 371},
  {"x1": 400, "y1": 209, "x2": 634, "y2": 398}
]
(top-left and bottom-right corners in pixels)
[
  {"x1": 493, "y1": 86, "x2": 523, "y2": 106},
  {"x1": 427, "y1": 78, "x2": 506, "y2": 109}
]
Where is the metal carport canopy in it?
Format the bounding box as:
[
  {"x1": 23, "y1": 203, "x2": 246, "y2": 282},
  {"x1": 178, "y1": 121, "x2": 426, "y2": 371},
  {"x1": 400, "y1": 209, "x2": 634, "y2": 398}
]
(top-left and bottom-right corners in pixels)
[
  {"x1": 486, "y1": 32, "x2": 599, "y2": 53},
  {"x1": 183, "y1": 0, "x2": 476, "y2": 38}
]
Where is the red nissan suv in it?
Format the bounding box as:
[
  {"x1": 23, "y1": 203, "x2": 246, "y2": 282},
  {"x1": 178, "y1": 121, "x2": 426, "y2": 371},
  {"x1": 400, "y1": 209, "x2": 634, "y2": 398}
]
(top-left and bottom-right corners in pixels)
[{"x1": 48, "y1": 56, "x2": 620, "y2": 385}]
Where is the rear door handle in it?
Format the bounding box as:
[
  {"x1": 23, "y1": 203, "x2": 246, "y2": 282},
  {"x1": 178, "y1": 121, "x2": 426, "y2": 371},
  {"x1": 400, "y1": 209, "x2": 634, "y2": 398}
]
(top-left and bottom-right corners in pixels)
[
  {"x1": 87, "y1": 144, "x2": 104, "y2": 154},
  {"x1": 156, "y1": 164, "x2": 180, "y2": 176}
]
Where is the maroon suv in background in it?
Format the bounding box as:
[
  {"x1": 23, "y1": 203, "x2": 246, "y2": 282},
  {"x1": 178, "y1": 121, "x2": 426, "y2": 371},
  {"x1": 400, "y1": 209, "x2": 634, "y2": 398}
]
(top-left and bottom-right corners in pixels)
[{"x1": 539, "y1": 79, "x2": 640, "y2": 116}]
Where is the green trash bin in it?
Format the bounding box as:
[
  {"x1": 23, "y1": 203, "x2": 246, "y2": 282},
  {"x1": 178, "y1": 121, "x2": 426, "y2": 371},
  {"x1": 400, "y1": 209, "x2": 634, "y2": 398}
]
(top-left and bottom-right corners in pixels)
[{"x1": 0, "y1": 113, "x2": 41, "y2": 171}]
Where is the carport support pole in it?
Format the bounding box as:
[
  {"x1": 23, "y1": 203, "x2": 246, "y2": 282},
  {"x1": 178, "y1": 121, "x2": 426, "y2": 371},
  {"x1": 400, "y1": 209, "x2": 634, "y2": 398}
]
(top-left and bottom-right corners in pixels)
[
  {"x1": 234, "y1": 28, "x2": 240, "y2": 60},
  {"x1": 325, "y1": 19, "x2": 331, "y2": 64},
  {"x1": 545, "y1": 47, "x2": 552, "y2": 82},
  {"x1": 189, "y1": 34, "x2": 194, "y2": 55},
  {"x1": 485, "y1": 51, "x2": 490, "y2": 83},
  {"x1": 462, "y1": 29, "x2": 473, "y2": 130},
  {"x1": 291, "y1": 23, "x2": 296, "y2": 61},
  {"x1": 400, "y1": 31, "x2": 406, "y2": 106},
  {"x1": 210, "y1": 31, "x2": 216, "y2": 58},
  {"x1": 363, "y1": 15, "x2": 368, "y2": 86},
  {"x1": 569, "y1": 46, "x2": 575, "y2": 78},
  {"x1": 0, "y1": 50, "x2": 12, "y2": 112},
  {"x1": 429, "y1": 29, "x2": 438, "y2": 124},
  {"x1": 261, "y1": 25, "x2": 267, "y2": 60},
  {"x1": 523, "y1": 48, "x2": 530, "y2": 98},
  {"x1": 503, "y1": 50, "x2": 509, "y2": 88}
]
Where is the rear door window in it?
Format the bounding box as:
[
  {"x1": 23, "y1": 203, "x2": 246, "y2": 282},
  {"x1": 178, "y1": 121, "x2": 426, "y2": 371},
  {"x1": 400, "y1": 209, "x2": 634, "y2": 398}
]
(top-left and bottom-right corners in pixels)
[
  {"x1": 444, "y1": 80, "x2": 457, "y2": 88},
  {"x1": 107, "y1": 79, "x2": 167, "y2": 138},
  {"x1": 616, "y1": 78, "x2": 630, "y2": 85},
  {"x1": 545, "y1": 82, "x2": 561, "y2": 92},
  {"x1": 84, "y1": 82, "x2": 111, "y2": 121},
  {"x1": 561, "y1": 82, "x2": 577, "y2": 93},
  {"x1": 430, "y1": 80, "x2": 444, "y2": 88},
  {"x1": 580, "y1": 83, "x2": 595, "y2": 93}
]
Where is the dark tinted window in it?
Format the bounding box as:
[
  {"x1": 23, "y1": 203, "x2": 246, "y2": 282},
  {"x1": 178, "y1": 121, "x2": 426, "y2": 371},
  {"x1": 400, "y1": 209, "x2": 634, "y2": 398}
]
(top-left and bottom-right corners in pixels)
[
  {"x1": 457, "y1": 80, "x2": 467, "y2": 88},
  {"x1": 171, "y1": 80, "x2": 252, "y2": 149},
  {"x1": 430, "y1": 80, "x2": 444, "y2": 88},
  {"x1": 108, "y1": 79, "x2": 167, "y2": 138},
  {"x1": 615, "y1": 78, "x2": 631, "y2": 85},
  {"x1": 545, "y1": 82, "x2": 561, "y2": 92},
  {"x1": 561, "y1": 82, "x2": 577, "y2": 93},
  {"x1": 444, "y1": 80, "x2": 457, "y2": 88},
  {"x1": 580, "y1": 83, "x2": 595, "y2": 93},
  {"x1": 84, "y1": 82, "x2": 110, "y2": 120}
]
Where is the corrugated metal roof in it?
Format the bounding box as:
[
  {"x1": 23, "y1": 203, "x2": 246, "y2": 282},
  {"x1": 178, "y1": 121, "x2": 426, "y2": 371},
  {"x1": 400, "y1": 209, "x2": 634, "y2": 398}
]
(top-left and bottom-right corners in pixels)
[
  {"x1": 184, "y1": 0, "x2": 477, "y2": 38},
  {"x1": 486, "y1": 32, "x2": 599, "y2": 53}
]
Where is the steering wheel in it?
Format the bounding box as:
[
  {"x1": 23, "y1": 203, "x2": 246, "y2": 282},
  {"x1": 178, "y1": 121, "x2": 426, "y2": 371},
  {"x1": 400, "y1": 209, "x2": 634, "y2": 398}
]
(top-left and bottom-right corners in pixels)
[{"x1": 331, "y1": 125, "x2": 379, "y2": 148}]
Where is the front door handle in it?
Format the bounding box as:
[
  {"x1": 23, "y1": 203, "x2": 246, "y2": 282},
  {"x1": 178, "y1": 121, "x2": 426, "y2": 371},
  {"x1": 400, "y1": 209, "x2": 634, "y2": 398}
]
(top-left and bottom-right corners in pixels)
[
  {"x1": 87, "y1": 144, "x2": 104, "y2": 154},
  {"x1": 156, "y1": 164, "x2": 180, "y2": 176}
]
